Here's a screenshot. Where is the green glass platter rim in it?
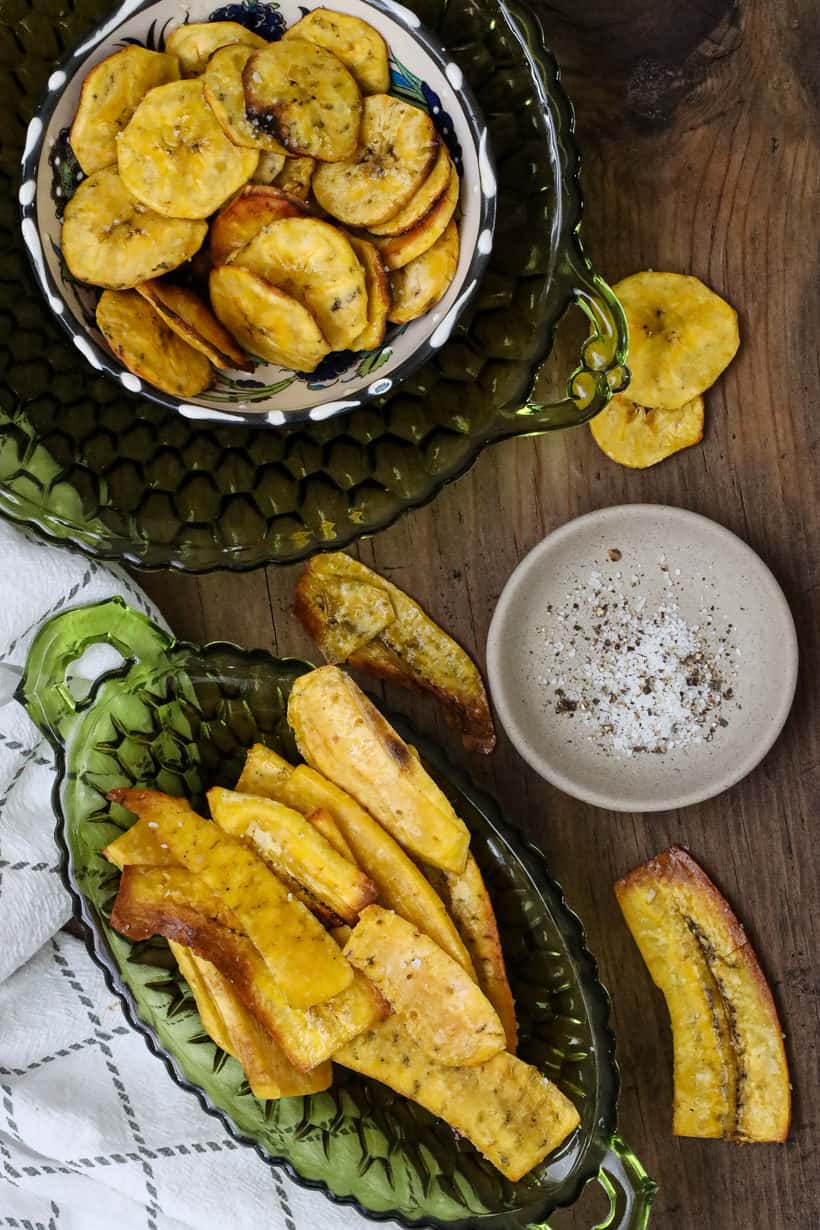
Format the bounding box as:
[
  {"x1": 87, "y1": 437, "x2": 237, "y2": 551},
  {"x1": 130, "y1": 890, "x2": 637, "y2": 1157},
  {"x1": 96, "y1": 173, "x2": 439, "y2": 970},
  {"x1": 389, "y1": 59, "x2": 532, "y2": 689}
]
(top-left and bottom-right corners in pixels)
[
  {"x1": 1, "y1": 0, "x2": 630, "y2": 572},
  {"x1": 27, "y1": 640, "x2": 620, "y2": 1225}
]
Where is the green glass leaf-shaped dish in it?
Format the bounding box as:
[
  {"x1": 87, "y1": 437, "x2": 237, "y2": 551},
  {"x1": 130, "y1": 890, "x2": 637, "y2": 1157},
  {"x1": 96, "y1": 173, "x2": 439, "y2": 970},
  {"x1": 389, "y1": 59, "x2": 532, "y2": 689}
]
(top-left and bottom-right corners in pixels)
[
  {"x1": 2, "y1": 0, "x2": 628, "y2": 570},
  {"x1": 19, "y1": 599, "x2": 655, "y2": 1229}
]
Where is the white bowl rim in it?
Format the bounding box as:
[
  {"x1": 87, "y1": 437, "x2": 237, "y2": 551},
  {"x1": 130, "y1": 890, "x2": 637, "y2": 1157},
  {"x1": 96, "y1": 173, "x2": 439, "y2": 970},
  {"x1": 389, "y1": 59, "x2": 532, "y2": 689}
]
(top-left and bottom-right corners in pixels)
[{"x1": 486, "y1": 503, "x2": 799, "y2": 813}]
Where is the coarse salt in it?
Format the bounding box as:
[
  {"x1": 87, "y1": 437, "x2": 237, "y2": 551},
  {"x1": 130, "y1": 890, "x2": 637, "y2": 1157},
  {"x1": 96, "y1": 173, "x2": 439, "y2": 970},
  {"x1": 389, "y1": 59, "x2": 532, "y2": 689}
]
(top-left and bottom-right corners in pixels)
[{"x1": 541, "y1": 563, "x2": 736, "y2": 758}]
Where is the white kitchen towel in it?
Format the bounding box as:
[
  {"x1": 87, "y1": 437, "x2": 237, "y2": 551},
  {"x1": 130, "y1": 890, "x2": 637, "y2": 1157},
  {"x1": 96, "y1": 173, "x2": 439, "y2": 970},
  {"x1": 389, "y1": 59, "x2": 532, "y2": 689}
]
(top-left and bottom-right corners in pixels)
[
  {"x1": 0, "y1": 935, "x2": 379, "y2": 1230},
  {"x1": 0, "y1": 521, "x2": 380, "y2": 1229},
  {"x1": 0, "y1": 519, "x2": 169, "y2": 983}
]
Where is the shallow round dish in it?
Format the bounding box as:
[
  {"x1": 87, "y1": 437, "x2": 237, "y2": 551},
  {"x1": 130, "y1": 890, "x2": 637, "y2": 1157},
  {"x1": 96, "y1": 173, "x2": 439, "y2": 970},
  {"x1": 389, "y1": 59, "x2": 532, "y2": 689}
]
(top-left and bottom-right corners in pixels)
[
  {"x1": 21, "y1": 0, "x2": 496, "y2": 426},
  {"x1": 487, "y1": 505, "x2": 798, "y2": 812}
]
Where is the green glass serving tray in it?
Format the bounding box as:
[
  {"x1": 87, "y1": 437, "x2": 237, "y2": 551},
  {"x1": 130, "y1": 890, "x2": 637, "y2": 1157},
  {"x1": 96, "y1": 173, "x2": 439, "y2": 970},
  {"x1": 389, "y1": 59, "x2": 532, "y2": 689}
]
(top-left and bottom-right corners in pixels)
[
  {"x1": 19, "y1": 598, "x2": 654, "y2": 1228},
  {"x1": 1, "y1": 0, "x2": 628, "y2": 571}
]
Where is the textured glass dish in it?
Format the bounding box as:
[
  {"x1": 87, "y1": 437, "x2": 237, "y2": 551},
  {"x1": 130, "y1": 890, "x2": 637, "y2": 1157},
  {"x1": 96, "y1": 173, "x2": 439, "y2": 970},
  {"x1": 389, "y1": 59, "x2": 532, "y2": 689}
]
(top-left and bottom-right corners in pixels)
[
  {"x1": 19, "y1": 598, "x2": 654, "y2": 1228},
  {"x1": 1, "y1": 0, "x2": 628, "y2": 571}
]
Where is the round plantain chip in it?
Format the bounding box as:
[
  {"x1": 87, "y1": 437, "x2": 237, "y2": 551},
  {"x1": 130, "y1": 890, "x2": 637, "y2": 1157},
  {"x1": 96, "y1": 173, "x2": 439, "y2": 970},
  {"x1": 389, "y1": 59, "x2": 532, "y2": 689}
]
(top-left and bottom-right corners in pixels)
[
  {"x1": 614, "y1": 271, "x2": 740, "y2": 410},
  {"x1": 253, "y1": 150, "x2": 288, "y2": 185},
  {"x1": 209, "y1": 264, "x2": 330, "y2": 371},
  {"x1": 368, "y1": 143, "x2": 451, "y2": 237},
  {"x1": 272, "y1": 155, "x2": 315, "y2": 200},
  {"x1": 283, "y1": 9, "x2": 389, "y2": 95},
  {"x1": 165, "y1": 21, "x2": 267, "y2": 77},
  {"x1": 203, "y1": 44, "x2": 287, "y2": 153},
  {"x1": 589, "y1": 393, "x2": 705, "y2": 468},
  {"x1": 244, "y1": 39, "x2": 361, "y2": 163},
  {"x1": 69, "y1": 46, "x2": 180, "y2": 176},
  {"x1": 388, "y1": 219, "x2": 459, "y2": 324},
  {"x1": 312, "y1": 94, "x2": 438, "y2": 227},
  {"x1": 135, "y1": 279, "x2": 252, "y2": 370},
  {"x1": 62, "y1": 166, "x2": 207, "y2": 288},
  {"x1": 370, "y1": 163, "x2": 459, "y2": 271},
  {"x1": 117, "y1": 79, "x2": 258, "y2": 219},
  {"x1": 230, "y1": 216, "x2": 367, "y2": 351},
  {"x1": 348, "y1": 236, "x2": 390, "y2": 350},
  {"x1": 96, "y1": 289, "x2": 213, "y2": 397},
  {"x1": 210, "y1": 184, "x2": 309, "y2": 266}
]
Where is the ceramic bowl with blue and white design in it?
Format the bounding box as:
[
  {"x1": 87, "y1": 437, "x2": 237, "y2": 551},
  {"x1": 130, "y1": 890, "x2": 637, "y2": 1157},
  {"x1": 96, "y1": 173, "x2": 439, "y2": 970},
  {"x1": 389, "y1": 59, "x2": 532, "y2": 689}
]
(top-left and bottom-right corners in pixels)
[{"x1": 20, "y1": 0, "x2": 495, "y2": 427}]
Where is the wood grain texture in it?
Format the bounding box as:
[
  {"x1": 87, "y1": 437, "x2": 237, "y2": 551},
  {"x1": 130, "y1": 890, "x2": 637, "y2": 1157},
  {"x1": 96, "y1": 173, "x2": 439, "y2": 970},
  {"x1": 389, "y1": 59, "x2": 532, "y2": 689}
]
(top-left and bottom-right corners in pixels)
[{"x1": 139, "y1": 1, "x2": 819, "y2": 1224}]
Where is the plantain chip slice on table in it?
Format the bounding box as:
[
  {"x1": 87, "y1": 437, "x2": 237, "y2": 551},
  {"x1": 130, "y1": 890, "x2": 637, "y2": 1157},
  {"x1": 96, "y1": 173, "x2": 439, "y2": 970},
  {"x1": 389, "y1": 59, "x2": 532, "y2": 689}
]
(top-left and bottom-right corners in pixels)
[
  {"x1": 69, "y1": 46, "x2": 180, "y2": 175},
  {"x1": 210, "y1": 264, "x2": 330, "y2": 371},
  {"x1": 388, "y1": 218, "x2": 459, "y2": 323},
  {"x1": 230, "y1": 216, "x2": 367, "y2": 350},
  {"x1": 589, "y1": 393, "x2": 705, "y2": 468},
  {"x1": 371, "y1": 163, "x2": 459, "y2": 271},
  {"x1": 244, "y1": 39, "x2": 362, "y2": 162},
  {"x1": 135, "y1": 279, "x2": 251, "y2": 370},
  {"x1": 368, "y1": 143, "x2": 451, "y2": 237},
  {"x1": 614, "y1": 271, "x2": 740, "y2": 409},
  {"x1": 283, "y1": 8, "x2": 389, "y2": 94},
  {"x1": 312, "y1": 94, "x2": 438, "y2": 227},
  {"x1": 118, "y1": 79, "x2": 258, "y2": 219},
  {"x1": 96, "y1": 290, "x2": 213, "y2": 397},
  {"x1": 203, "y1": 44, "x2": 287, "y2": 153},
  {"x1": 271, "y1": 155, "x2": 315, "y2": 199},
  {"x1": 210, "y1": 185, "x2": 309, "y2": 266},
  {"x1": 347, "y1": 236, "x2": 390, "y2": 350},
  {"x1": 252, "y1": 150, "x2": 288, "y2": 185},
  {"x1": 62, "y1": 167, "x2": 207, "y2": 288},
  {"x1": 165, "y1": 20, "x2": 267, "y2": 77}
]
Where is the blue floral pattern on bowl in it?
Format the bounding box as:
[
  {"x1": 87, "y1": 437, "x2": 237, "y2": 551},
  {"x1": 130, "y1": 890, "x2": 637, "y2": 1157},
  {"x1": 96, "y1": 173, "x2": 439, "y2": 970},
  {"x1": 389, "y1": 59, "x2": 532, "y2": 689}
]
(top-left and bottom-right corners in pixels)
[
  {"x1": 23, "y1": 0, "x2": 496, "y2": 427},
  {"x1": 208, "y1": 0, "x2": 286, "y2": 41}
]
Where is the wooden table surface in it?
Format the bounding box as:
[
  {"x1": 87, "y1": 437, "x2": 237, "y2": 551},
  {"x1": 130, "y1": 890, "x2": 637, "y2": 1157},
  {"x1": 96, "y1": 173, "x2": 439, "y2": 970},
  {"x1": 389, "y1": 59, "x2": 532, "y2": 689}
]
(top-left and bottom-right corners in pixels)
[{"x1": 141, "y1": 2, "x2": 819, "y2": 1225}]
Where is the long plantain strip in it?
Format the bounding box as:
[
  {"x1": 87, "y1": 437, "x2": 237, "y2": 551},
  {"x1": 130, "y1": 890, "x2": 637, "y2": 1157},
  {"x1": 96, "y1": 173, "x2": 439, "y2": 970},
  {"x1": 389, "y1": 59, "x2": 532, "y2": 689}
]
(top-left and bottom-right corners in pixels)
[
  {"x1": 190, "y1": 953, "x2": 332, "y2": 1098},
  {"x1": 425, "y1": 855, "x2": 517, "y2": 1053},
  {"x1": 336, "y1": 1017, "x2": 579, "y2": 1182},
  {"x1": 237, "y1": 745, "x2": 474, "y2": 973},
  {"x1": 344, "y1": 906, "x2": 505, "y2": 1066},
  {"x1": 103, "y1": 816, "x2": 178, "y2": 870},
  {"x1": 110, "y1": 866, "x2": 388, "y2": 1071},
  {"x1": 113, "y1": 864, "x2": 243, "y2": 933},
  {"x1": 288, "y1": 667, "x2": 470, "y2": 873},
  {"x1": 306, "y1": 807, "x2": 356, "y2": 863},
  {"x1": 207, "y1": 786, "x2": 376, "y2": 925},
  {"x1": 168, "y1": 940, "x2": 237, "y2": 1058},
  {"x1": 109, "y1": 788, "x2": 352, "y2": 1009}
]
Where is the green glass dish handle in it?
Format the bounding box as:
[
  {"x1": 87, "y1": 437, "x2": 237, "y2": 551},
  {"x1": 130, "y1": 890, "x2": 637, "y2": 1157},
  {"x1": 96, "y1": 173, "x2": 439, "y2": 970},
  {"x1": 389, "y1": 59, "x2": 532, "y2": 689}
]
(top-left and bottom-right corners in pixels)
[
  {"x1": 18, "y1": 596, "x2": 172, "y2": 743},
  {"x1": 530, "y1": 1136, "x2": 657, "y2": 1230},
  {"x1": 497, "y1": 235, "x2": 631, "y2": 437}
]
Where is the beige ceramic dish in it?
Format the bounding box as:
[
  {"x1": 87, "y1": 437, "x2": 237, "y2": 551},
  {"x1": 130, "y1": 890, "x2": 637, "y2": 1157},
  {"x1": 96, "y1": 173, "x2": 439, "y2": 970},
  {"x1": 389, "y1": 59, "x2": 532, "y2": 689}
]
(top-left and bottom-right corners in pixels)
[{"x1": 486, "y1": 505, "x2": 798, "y2": 812}]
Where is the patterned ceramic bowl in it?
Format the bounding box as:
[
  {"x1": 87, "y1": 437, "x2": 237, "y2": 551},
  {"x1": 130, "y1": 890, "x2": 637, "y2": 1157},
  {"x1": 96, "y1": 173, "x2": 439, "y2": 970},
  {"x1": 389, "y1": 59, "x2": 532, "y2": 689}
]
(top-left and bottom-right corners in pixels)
[{"x1": 20, "y1": 0, "x2": 496, "y2": 426}]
